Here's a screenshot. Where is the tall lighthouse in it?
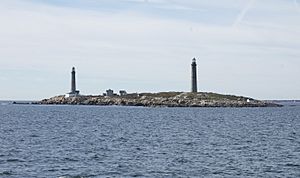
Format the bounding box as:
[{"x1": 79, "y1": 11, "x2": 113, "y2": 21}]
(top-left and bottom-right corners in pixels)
[
  {"x1": 71, "y1": 67, "x2": 76, "y2": 93},
  {"x1": 66, "y1": 67, "x2": 80, "y2": 97},
  {"x1": 191, "y1": 58, "x2": 198, "y2": 93}
]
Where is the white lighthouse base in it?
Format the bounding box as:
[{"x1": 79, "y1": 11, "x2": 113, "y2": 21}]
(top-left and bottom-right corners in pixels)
[{"x1": 65, "y1": 91, "x2": 80, "y2": 98}]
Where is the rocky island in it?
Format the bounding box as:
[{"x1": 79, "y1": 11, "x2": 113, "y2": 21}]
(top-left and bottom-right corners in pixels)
[
  {"x1": 35, "y1": 92, "x2": 281, "y2": 107},
  {"x1": 35, "y1": 61, "x2": 281, "y2": 108}
]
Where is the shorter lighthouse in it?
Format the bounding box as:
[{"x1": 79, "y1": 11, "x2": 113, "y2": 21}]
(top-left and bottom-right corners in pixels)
[
  {"x1": 191, "y1": 58, "x2": 198, "y2": 93},
  {"x1": 66, "y1": 67, "x2": 80, "y2": 97}
]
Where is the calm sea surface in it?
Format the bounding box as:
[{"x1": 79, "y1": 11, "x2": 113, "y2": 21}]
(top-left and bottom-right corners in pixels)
[{"x1": 0, "y1": 103, "x2": 299, "y2": 178}]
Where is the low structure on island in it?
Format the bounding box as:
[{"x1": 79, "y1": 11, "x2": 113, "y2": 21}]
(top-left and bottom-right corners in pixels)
[
  {"x1": 119, "y1": 90, "x2": 127, "y2": 96},
  {"x1": 104, "y1": 89, "x2": 114, "y2": 97},
  {"x1": 36, "y1": 59, "x2": 282, "y2": 107}
]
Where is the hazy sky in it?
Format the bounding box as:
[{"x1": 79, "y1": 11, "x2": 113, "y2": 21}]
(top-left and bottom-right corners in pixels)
[{"x1": 0, "y1": 0, "x2": 299, "y2": 100}]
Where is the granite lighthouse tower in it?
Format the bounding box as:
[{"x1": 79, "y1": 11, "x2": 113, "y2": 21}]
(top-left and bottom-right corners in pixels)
[
  {"x1": 191, "y1": 58, "x2": 198, "y2": 93},
  {"x1": 66, "y1": 67, "x2": 80, "y2": 97},
  {"x1": 71, "y1": 67, "x2": 76, "y2": 93}
]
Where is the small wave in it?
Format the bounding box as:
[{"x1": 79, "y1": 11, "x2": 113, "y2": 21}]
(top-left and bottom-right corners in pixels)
[
  {"x1": 58, "y1": 175, "x2": 86, "y2": 178},
  {"x1": 0, "y1": 171, "x2": 13, "y2": 175},
  {"x1": 129, "y1": 172, "x2": 144, "y2": 177},
  {"x1": 47, "y1": 168, "x2": 59, "y2": 172},
  {"x1": 60, "y1": 168, "x2": 76, "y2": 171},
  {"x1": 183, "y1": 141, "x2": 195, "y2": 146},
  {"x1": 6, "y1": 158, "x2": 25, "y2": 163},
  {"x1": 29, "y1": 134, "x2": 39, "y2": 138},
  {"x1": 63, "y1": 157, "x2": 79, "y2": 162},
  {"x1": 285, "y1": 163, "x2": 300, "y2": 167},
  {"x1": 173, "y1": 157, "x2": 191, "y2": 164}
]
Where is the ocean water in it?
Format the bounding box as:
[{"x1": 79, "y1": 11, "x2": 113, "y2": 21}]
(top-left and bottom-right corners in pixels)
[{"x1": 0, "y1": 104, "x2": 299, "y2": 178}]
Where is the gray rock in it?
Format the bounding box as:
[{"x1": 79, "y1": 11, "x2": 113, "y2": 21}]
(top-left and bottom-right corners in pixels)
[{"x1": 36, "y1": 92, "x2": 282, "y2": 108}]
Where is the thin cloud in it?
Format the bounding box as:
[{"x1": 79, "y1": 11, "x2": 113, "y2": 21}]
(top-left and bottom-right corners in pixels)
[
  {"x1": 0, "y1": 0, "x2": 299, "y2": 99},
  {"x1": 295, "y1": 0, "x2": 300, "y2": 10},
  {"x1": 233, "y1": 0, "x2": 256, "y2": 28}
]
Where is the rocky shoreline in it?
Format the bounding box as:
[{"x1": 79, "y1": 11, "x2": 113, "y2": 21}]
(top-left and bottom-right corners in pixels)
[{"x1": 34, "y1": 92, "x2": 281, "y2": 107}]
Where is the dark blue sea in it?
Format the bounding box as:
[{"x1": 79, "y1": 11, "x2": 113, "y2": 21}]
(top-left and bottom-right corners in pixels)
[{"x1": 0, "y1": 103, "x2": 299, "y2": 178}]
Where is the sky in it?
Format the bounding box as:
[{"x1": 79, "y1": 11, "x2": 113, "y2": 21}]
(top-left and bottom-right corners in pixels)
[{"x1": 0, "y1": 0, "x2": 299, "y2": 100}]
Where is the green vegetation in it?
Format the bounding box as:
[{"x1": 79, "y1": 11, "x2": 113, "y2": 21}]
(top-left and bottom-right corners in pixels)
[{"x1": 139, "y1": 92, "x2": 182, "y2": 98}]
